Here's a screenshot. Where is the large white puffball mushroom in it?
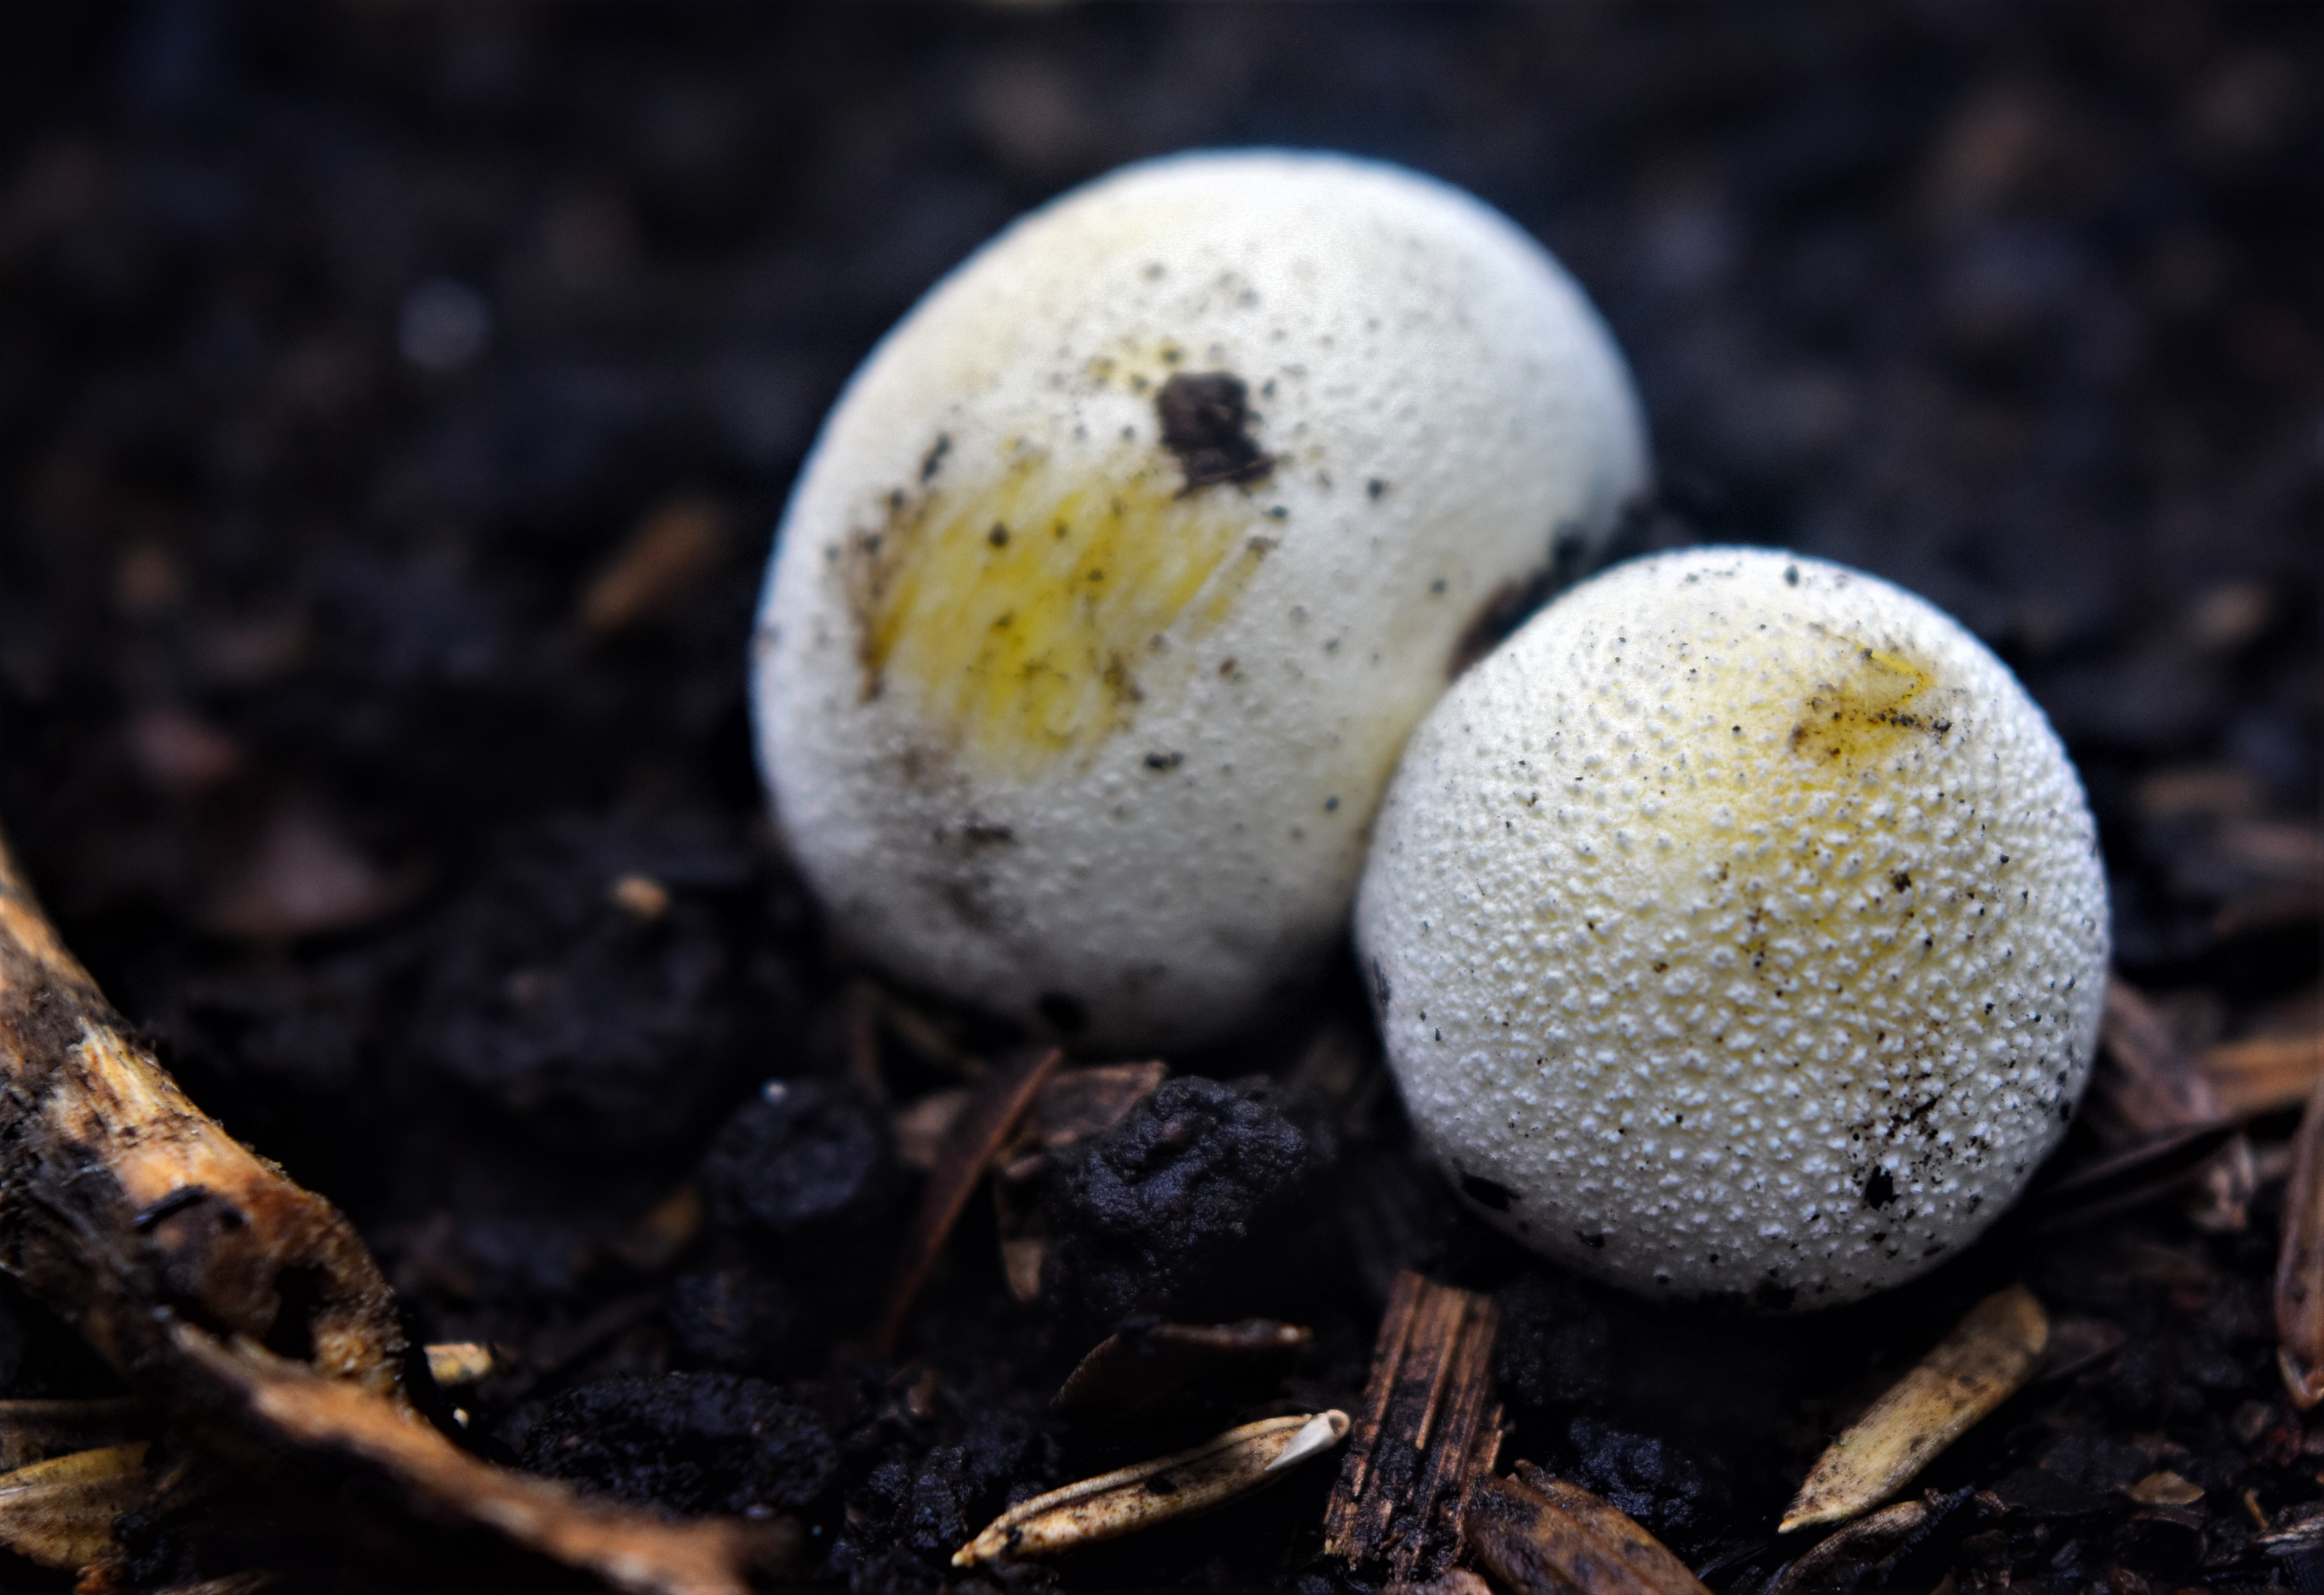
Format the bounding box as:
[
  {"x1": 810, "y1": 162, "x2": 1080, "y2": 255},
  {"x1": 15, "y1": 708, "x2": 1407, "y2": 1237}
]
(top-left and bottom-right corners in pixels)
[
  {"x1": 754, "y1": 150, "x2": 1647, "y2": 1049},
  {"x1": 1357, "y1": 548, "x2": 2110, "y2": 1307}
]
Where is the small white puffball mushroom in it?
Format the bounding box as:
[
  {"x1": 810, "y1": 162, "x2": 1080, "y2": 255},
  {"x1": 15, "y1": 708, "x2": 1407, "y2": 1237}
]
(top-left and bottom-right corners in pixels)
[
  {"x1": 1356, "y1": 548, "x2": 2110, "y2": 1307},
  {"x1": 753, "y1": 150, "x2": 1648, "y2": 1049}
]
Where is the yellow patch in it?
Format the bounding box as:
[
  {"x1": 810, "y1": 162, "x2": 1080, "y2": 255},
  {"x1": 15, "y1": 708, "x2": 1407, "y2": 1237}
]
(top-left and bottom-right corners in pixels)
[
  {"x1": 1784, "y1": 645, "x2": 1945, "y2": 777},
  {"x1": 849, "y1": 446, "x2": 1267, "y2": 778}
]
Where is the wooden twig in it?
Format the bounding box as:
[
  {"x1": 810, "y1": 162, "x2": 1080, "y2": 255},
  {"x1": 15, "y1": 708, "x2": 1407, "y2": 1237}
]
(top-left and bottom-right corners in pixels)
[
  {"x1": 177, "y1": 1327, "x2": 794, "y2": 1594},
  {"x1": 0, "y1": 827, "x2": 796, "y2": 1590},
  {"x1": 2094, "y1": 976, "x2": 2255, "y2": 1230},
  {"x1": 2274, "y1": 1074, "x2": 2324, "y2": 1408},
  {"x1": 874, "y1": 1045, "x2": 1062, "y2": 1356},
  {"x1": 1323, "y1": 1271, "x2": 1502, "y2": 1581},
  {"x1": 0, "y1": 827, "x2": 407, "y2": 1401}
]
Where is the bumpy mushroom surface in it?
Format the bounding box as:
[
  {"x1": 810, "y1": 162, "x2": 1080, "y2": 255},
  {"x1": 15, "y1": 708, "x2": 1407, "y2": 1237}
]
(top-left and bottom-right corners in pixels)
[
  {"x1": 1357, "y1": 548, "x2": 2109, "y2": 1305},
  {"x1": 754, "y1": 149, "x2": 1646, "y2": 1048}
]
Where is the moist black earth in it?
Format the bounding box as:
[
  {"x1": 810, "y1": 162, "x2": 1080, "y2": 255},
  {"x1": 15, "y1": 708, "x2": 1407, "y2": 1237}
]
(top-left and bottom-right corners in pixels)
[{"x1": 0, "y1": 3, "x2": 2317, "y2": 1592}]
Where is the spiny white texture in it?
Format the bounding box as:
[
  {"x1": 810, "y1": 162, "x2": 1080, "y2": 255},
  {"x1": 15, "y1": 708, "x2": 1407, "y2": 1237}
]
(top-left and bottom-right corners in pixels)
[
  {"x1": 1357, "y1": 548, "x2": 2110, "y2": 1306},
  {"x1": 754, "y1": 150, "x2": 1648, "y2": 1049}
]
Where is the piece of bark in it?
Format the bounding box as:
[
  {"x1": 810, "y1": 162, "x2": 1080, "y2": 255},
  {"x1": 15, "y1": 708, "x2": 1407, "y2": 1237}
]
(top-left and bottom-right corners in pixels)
[
  {"x1": 1053, "y1": 1318, "x2": 1312, "y2": 1422},
  {"x1": 874, "y1": 1045, "x2": 1062, "y2": 1356},
  {"x1": 1325, "y1": 1271, "x2": 1503, "y2": 1580},
  {"x1": 0, "y1": 827, "x2": 794, "y2": 1592},
  {"x1": 2094, "y1": 976, "x2": 2255, "y2": 1230},
  {"x1": 177, "y1": 1327, "x2": 794, "y2": 1594},
  {"x1": 953, "y1": 1409, "x2": 1347, "y2": 1566},
  {"x1": 1465, "y1": 1468, "x2": 1709, "y2": 1595},
  {"x1": 1780, "y1": 1285, "x2": 2049, "y2": 1533},
  {"x1": 2203, "y1": 1030, "x2": 2324, "y2": 1120},
  {"x1": 2274, "y1": 1073, "x2": 2324, "y2": 1407},
  {"x1": 0, "y1": 1441, "x2": 151, "y2": 1570}
]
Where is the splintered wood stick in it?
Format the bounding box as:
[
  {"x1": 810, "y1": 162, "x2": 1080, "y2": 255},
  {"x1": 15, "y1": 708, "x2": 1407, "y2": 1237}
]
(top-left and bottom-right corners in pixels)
[
  {"x1": 0, "y1": 826, "x2": 790, "y2": 1592},
  {"x1": 1323, "y1": 1270, "x2": 1502, "y2": 1581},
  {"x1": 2275, "y1": 1074, "x2": 2324, "y2": 1408},
  {"x1": 2094, "y1": 977, "x2": 2255, "y2": 1230}
]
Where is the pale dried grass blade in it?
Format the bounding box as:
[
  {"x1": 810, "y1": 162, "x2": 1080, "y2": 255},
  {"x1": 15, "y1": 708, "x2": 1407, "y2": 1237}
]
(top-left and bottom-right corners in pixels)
[
  {"x1": 2204, "y1": 1031, "x2": 2324, "y2": 1120},
  {"x1": 2275, "y1": 1074, "x2": 2324, "y2": 1407},
  {"x1": 1466, "y1": 1470, "x2": 1704, "y2": 1595},
  {"x1": 952, "y1": 1409, "x2": 1349, "y2": 1566},
  {"x1": 0, "y1": 1397, "x2": 148, "y2": 1472},
  {"x1": 1780, "y1": 1285, "x2": 2048, "y2": 1533},
  {"x1": 0, "y1": 1441, "x2": 149, "y2": 1570}
]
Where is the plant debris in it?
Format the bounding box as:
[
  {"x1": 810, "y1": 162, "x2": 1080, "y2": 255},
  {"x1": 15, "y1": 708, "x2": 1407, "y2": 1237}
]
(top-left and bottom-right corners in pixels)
[
  {"x1": 1780, "y1": 1285, "x2": 2049, "y2": 1533},
  {"x1": 875, "y1": 1046, "x2": 1061, "y2": 1356},
  {"x1": 1464, "y1": 1461, "x2": 1713, "y2": 1595},
  {"x1": 1053, "y1": 1317, "x2": 1312, "y2": 1424},
  {"x1": 953, "y1": 1409, "x2": 1347, "y2": 1566},
  {"x1": 1325, "y1": 1271, "x2": 1504, "y2": 1581},
  {"x1": 0, "y1": 1441, "x2": 151, "y2": 1570},
  {"x1": 0, "y1": 7, "x2": 2315, "y2": 1589},
  {"x1": 2094, "y1": 978, "x2": 2255, "y2": 1230},
  {"x1": 2274, "y1": 1074, "x2": 2324, "y2": 1407}
]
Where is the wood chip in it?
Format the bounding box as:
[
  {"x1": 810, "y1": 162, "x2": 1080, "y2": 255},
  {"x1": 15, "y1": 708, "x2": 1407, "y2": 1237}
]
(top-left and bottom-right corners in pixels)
[
  {"x1": 0, "y1": 1441, "x2": 150, "y2": 1570},
  {"x1": 2203, "y1": 1030, "x2": 2324, "y2": 1120},
  {"x1": 952, "y1": 1409, "x2": 1348, "y2": 1566},
  {"x1": 2274, "y1": 1073, "x2": 2324, "y2": 1407},
  {"x1": 1780, "y1": 1285, "x2": 2049, "y2": 1533},
  {"x1": 605, "y1": 1185, "x2": 704, "y2": 1273},
  {"x1": 1054, "y1": 1319, "x2": 1312, "y2": 1422},
  {"x1": 2095, "y1": 976, "x2": 2255, "y2": 1230},
  {"x1": 2124, "y1": 1470, "x2": 2204, "y2": 1507},
  {"x1": 874, "y1": 1046, "x2": 1062, "y2": 1357},
  {"x1": 422, "y1": 1342, "x2": 495, "y2": 1388},
  {"x1": 898, "y1": 1061, "x2": 1166, "y2": 1174},
  {"x1": 578, "y1": 494, "x2": 729, "y2": 638},
  {"x1": 1324, "y1": 1271, "x2": 1503, "y2": 1580},
  {"x1": 1463, "y1": 1462, "x2": 1712, "y2": 1595}
]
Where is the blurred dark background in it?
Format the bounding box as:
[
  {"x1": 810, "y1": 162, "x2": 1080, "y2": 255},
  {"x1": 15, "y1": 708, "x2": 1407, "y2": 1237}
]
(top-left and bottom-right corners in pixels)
[{"x1": 0, "y1": 3, "x2": 2315, "y2": 1582}]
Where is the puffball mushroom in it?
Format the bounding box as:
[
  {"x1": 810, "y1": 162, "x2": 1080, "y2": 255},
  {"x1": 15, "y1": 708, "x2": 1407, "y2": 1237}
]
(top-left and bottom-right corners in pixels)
[
  {"x1": 1357, "y1": 548, "x2": 2110, "y2": 1306},
  {"x1": 753, "y1": 150, "x2": 1647, "y2": 1049}
]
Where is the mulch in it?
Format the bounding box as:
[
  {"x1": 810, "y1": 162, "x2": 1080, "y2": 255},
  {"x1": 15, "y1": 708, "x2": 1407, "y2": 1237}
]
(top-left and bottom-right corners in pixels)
[{"x1": 0, "y1": 3, "x2": 2316, "y2": 1590}]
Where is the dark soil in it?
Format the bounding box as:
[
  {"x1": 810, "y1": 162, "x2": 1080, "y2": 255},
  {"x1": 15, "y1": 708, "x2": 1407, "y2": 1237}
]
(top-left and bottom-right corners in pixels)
[{"x1": 0, "y1": 3, "x2": 2317, "y2": 1591}]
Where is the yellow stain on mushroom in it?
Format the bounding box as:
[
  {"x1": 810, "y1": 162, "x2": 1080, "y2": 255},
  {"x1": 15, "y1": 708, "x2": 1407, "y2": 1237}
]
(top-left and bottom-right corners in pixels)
[
  {"x1": 849, "y1": 447, "x2": 1267, "y2": 778},
  {"x1": 1784, "y1": 644, "x2": 1944, "y2": 774}
]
